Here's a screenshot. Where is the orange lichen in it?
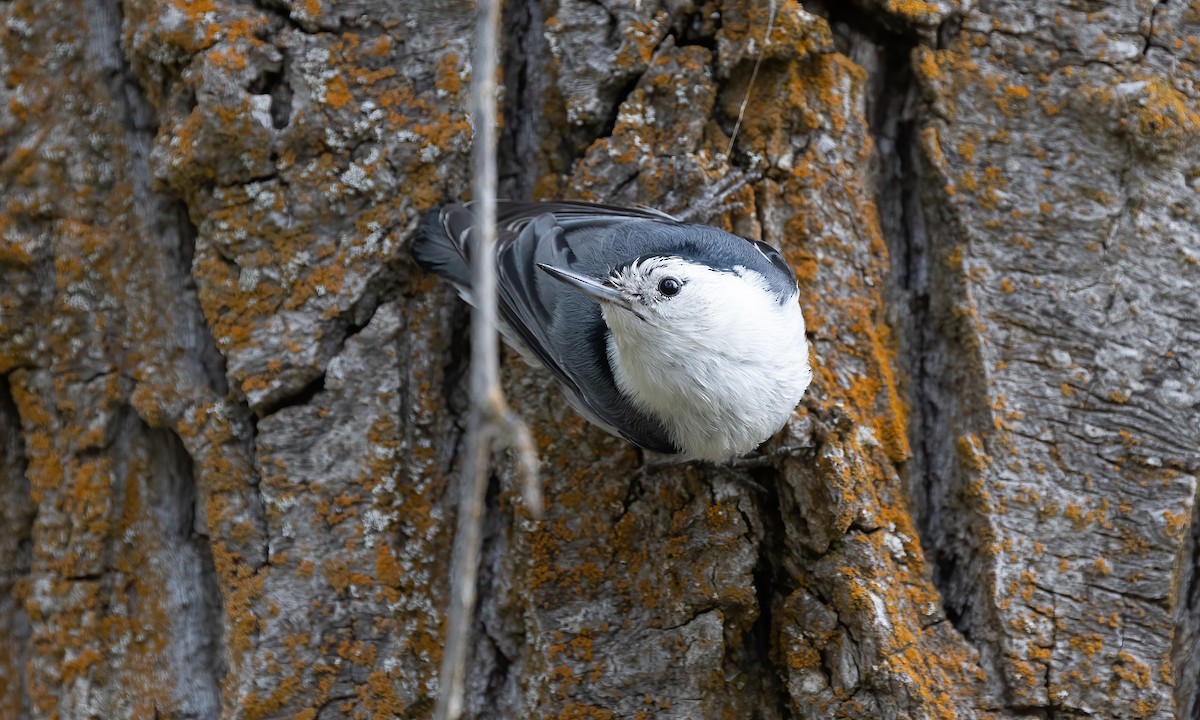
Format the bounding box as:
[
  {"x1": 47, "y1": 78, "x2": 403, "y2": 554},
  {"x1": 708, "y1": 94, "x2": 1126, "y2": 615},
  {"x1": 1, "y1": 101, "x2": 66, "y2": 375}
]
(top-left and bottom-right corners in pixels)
[
  {"x1": 323, "y1": 75, "x2": 353, "y2": 109},
  {"x1": 957, "y1": 435, "x2": 989, "y2": 471},
  {"x1": 1129, "y1": 78, "x2": 1200, "y2": 139},
  {"x1": 886, "y1": 0, "x2": 943, "y2": 22},
  {"x1": 1163, "y1": 510, "x2": 1188, "y2": 540},
  {"x1": 550, "y1": 704, "x2": 616, "y2": 720},
  {"x1": 435, "y1": 52, "x2": 464, "y2": 96}
]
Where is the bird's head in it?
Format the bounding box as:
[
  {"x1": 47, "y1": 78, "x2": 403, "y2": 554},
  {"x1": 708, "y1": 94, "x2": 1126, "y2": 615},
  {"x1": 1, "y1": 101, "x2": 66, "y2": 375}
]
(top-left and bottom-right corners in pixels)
[
  {"x1": 544, "y1": 250, "x2": 796, "y2": 328},
  {"x1": 538, "y1": 255, "x2": 701, "y2": 324},
  {"x1": 537, "y1": 253, "x2": 800, "y2": 345},
  {"x1": 538, "y1": 241, "x2": 810, "y2": 461}
]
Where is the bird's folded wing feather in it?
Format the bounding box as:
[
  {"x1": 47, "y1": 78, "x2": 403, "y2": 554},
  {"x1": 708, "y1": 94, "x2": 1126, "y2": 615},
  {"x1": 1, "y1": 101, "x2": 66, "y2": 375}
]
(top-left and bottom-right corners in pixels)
[
  {"x1": 437, "y1": 204, "x2": 581, "y2": 395},
  {"x1": 440, "y1": 201, "x2": 679, "y2": 453}
]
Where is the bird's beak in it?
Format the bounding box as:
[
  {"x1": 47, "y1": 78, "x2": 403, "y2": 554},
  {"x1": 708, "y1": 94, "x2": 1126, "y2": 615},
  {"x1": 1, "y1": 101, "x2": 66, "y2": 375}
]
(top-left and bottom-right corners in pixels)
[{"x1": 537, "y1": 263, "x2": 632, "y2": 310}]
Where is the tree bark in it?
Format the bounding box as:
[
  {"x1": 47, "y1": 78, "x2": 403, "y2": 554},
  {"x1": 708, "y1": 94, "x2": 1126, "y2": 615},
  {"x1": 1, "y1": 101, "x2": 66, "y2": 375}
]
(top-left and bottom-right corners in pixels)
[{"x1": 0, "y1": 0, "x2": 1197, "y2": 718}]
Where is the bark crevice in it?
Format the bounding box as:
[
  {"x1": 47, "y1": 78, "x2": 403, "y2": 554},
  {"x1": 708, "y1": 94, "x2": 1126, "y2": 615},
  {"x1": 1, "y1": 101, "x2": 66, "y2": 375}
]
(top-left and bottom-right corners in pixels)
[
  {"x1": 469, "y1": 475, "x2": 523, "y2": 719},
  {"x1": 174, "y1": 201, "x2": 231, "y2": 398},
  {"x1": 832, "y1": 5, "x2": 984, "y2": 656},
  {"x1": 750, "y1": 468, "x2": 794, "y2": 720},
  {"x1": 1174, "y1": 490, "x2": 1200, "y2": 720},
  {"x1": 143, "y1": 422, "x2": 227, "y2": 720},
  {"x1": 0, "y1": 372, "x2": 34, "y2": 720}
]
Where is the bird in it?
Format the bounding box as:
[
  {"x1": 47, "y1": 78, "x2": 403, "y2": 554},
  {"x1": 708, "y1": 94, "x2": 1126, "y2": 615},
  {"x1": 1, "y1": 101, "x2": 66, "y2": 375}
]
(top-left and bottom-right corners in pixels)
[{"x1": 411, "y1": 200, "x2": 812, "y2": 462}]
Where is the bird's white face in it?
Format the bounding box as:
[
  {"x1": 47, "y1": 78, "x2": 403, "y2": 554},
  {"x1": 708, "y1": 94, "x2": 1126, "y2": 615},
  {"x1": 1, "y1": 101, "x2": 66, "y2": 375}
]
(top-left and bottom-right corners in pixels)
[
  {"x1": 600, "y1": 255, "x2": 796, "y2": 350},
  {"x1": 597, "y1": 256, "x2": 813, "y2": 461},
  {"x1": 602, "y1": 256, "x2": 710, "y2": 322}
]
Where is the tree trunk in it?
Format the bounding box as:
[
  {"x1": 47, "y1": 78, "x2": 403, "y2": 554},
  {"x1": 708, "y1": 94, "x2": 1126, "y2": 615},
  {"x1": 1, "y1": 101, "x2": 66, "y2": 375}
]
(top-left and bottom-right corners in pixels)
[{"x1": 1, "y1": 0, "x2": 1197, "y2": 718}]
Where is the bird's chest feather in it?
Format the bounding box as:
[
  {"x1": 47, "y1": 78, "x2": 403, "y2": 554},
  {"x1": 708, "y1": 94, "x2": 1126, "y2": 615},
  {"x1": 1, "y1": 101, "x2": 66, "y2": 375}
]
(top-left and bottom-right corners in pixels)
[{"x1": 605, "y1": 310, "x2": 810, "y2": 461}]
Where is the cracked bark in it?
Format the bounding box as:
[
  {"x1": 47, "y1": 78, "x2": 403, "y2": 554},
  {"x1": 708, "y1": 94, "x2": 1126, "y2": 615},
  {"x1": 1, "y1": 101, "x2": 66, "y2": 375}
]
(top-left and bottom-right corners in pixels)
[
  {"x1": 0, "y1": 374, "x2": 34, "y2": 720},
  {"x1": 1, "y1": 0, "x2": 1197, "y2": 718}
]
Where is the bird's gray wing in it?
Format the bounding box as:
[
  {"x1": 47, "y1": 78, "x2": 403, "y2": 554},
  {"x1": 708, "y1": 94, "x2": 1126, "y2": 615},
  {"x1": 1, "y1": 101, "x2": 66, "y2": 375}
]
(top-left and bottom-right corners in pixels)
[
  {"x1": 429, "y1": 201, "x2": 679, "y2": 453},
  {"x1": 432, "y1": 199, "x2": 675, "y2": 282},
  {"x1": 500, "y1": 204, "x2": 682, "y2": 453},
  {"x1": 429, "y1": 204, "x2": 579, "y2": 394}
]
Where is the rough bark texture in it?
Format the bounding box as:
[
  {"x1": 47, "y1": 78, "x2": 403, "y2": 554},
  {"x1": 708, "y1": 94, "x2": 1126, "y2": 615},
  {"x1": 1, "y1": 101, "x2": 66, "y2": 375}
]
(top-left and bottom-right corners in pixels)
[{"x1": 0, "y1": 0, "x2": 1196, "y2": 719}]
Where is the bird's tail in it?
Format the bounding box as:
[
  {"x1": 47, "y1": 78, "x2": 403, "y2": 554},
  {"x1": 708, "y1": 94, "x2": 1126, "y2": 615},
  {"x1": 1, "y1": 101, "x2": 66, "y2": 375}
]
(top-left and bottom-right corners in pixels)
[{"x1": 410, "y1": 207, "x2": 474, "y2": 290}]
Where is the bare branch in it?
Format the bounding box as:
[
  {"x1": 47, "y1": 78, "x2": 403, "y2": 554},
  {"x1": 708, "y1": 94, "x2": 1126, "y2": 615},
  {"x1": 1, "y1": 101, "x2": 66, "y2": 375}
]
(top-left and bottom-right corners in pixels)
[{"x1": 434, "y1": 0, "x2": 541, "y2": 717}]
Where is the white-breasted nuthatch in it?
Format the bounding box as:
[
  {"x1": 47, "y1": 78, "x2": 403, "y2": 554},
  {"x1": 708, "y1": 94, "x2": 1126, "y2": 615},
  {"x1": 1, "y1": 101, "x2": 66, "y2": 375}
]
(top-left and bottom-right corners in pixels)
[{"x1": 412, "y1": 201, "x2": 812, "y2": 462}]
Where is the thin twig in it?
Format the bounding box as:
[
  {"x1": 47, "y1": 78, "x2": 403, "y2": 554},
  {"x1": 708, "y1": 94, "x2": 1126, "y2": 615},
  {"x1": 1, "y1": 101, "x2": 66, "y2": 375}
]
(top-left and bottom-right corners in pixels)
[
  {"x1": 726, "y1": 0, "x2": 778, "y2": 159},
  {"x1": 434, "y1": 0, "x2": 541, "y2": 717}
]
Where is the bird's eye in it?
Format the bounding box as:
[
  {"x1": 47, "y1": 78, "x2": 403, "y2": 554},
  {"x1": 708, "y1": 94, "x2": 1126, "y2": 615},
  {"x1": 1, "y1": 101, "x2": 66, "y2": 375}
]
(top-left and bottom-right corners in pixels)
[{"x1": 658, "y1": 277, "x2": 682, "y2": 297}]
